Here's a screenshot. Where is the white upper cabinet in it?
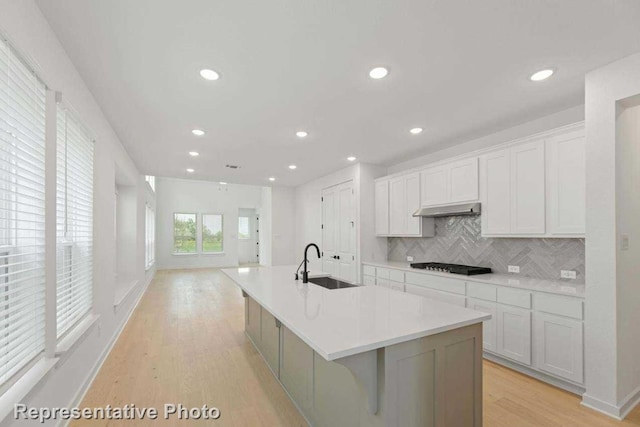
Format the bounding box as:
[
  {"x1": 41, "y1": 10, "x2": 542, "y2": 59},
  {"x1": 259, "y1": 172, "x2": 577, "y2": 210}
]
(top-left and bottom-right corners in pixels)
[
  {"x1": 376, "y1": 172, "x2": 434, "y2": 237},
  {"x1": 421, "y1": 157, "x2": 479, "y2": 207},
  {"x1": 421, "y1": 166, "x2": 449, "y2": 206},
  {"x1": 374, "y1": 179, "x2": 389, "y2": 236},
  {"x1": 546, "y1": 128, "x2": 586, "y2": 236},
  {"x1": 449, "y1": 157, "x2": 479, "y2": 203},
  {"x1": 481, "y1": 124, "x2": 584, "y2": 237},
  {"x1": 482, "y1": 149, "x2": 511, "y2": 235},
  {"x1": 389, "y1": 176, "x2": 406, "y2": 235},
  {"x1": 481, "y1": 139, "x2": 546, "y2": 236},
  {"x1": 510, "y1": 140, "x2": 546, "y2": 234}
]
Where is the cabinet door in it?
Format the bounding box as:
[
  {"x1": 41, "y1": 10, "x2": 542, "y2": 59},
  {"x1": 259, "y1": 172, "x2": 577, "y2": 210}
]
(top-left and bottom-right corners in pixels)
[
  {"x1": 534, "y1": 312, "x2": 583, "y2": 383},
  {"x1": 389, "y1": 281, "x2": 405, "y2": 292},
  {"x1": 481, "y1": 149, "x2": 511, "y2": 234},
  {"x1": 376, "y1": 278, "x2": 391, "y2": 288},
  {"x1": 375, "y1": 180, "x2": 389, "y2": 235},
  {"x1": 467, "y1": 298, "x2": 497, "y2": 353},
  {"x1": 405, "y1": 284, "x2": 467, "y2": 307},
  {"x1": 421, "y1": 166, "x2": 449, "y2": 207},
  {"x1": 362, "y1": 275, "x2": 376, "y2": 286},
  {"x1": 510, "y1": 140, "x2": 546, "y2": 234},
  {"x1": 405, "y1": 172, "x2": 422, "y2": 235},
  {"x1": 449, "y1": 157, "x2": 479, "y2": 203},
  {"x1": 389, "y1": 176, "x2": 407, "y2": 235},
  {"x1": 260, "y1": 308, "x2": 280, "y2": 376},
  {"x1": 546, "y1": 130, "x2": 586, "y2": 235},
  {"x1": 246, "y1": 297, "x2": 261, "y2": 344},
  {"x1": 496, "y1": 305, "x2": 531, "y2": 365},
  {"x1": 280, "y1": 326, "x2": 314, "y2": 411}
]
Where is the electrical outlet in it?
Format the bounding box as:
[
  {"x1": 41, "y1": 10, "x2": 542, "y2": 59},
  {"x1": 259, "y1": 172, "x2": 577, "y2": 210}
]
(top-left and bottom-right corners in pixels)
[
  {"x1": 621, "y1": 234, "x2": 630, "y2": 251},
  {"x1": 561, "y1": 270, "x2": 577, "y2": 280},
  {"x1": 508, "y1": 265, "x2": 520, "y2": 274},
  {"x1": 407, "y1": 256, "x2": 414, "y2": 262}
]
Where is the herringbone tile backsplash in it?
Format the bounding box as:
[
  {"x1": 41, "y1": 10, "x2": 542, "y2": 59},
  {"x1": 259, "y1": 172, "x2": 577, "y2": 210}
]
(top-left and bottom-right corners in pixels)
[{"x1": 388, "y1": 216, "x2": 585, "y2": 283}]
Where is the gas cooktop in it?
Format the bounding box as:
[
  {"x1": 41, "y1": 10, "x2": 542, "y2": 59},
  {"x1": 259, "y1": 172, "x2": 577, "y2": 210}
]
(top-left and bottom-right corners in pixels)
[{"x1": 409, "y1": 262, "x2": 492, "y2": 276}]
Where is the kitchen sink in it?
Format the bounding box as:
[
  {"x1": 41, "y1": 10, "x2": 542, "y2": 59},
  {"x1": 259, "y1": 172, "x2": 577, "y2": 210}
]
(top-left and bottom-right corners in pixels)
[{"x1": 308, "y1": 276, "x2": 359, "y2": 290}]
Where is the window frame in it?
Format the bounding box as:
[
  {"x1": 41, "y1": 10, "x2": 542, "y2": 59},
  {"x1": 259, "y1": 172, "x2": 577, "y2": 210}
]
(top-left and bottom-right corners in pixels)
[
  {"x1": 145, "y1": 175, "x2": 155, "y2": 192},
  {"x1": 172, "y1": 212, "x2": 198, "y2": 255},
  {"x1": 145, "y1": 204, "x2": 155, "y2": 269},
  {"x1": 201, "y1": 213, "x2": 224, "y2": 254}
]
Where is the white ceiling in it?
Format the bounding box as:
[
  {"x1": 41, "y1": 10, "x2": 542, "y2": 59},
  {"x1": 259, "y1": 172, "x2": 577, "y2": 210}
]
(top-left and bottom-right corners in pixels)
[{"x1": 36, "y1": 0, "x2": 640, "y2": 187}]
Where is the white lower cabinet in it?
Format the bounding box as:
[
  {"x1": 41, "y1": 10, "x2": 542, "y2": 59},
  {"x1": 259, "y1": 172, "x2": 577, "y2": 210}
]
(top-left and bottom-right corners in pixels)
[
  {"x1": 362, "y1": 275, "x2": 375, "y2": 286},
  {"x1": 389, "y1": 281, "x2": 405, "y2": 292},
  {"x1": 467, "y1": 298, "x2": 497, "y2": 353},
  {"x1": 533, "y1": 312, "x2": 584, "y2": 383},
  {"x1": 496, "y1": 305, "x2": 531, "y2": 365},
  {"x1": 376, "y1": 278, "x2": 391, "y2": 288},
  {"x1": 405, "y1": 284, "x2": 466, "y2": 307}
]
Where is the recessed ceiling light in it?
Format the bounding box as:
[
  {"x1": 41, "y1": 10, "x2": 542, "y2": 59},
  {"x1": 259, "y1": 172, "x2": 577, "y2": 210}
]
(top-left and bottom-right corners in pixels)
[
  {"x1": 189, "y1": 151, "x2": 199, "y2": 157},
  {"x1": 192, "y1": 129, "x2": 205, "y2": 136},
  {"x1": 186, "y1": 168, "x2": 195, "y2": 173},
  {"x1": 369, "y1": 67, "x2": 389, "y2": 79},
  {"x1": 347, "y1": 156, "x2": 356, "y2": 162},
  {"x1": 219, "y1": 181, "x2": 227, "y2": 185},
  {"x1": 200, "y1": 69, "x2": 220, "y2": 81},
  {"x1": 288, "y1": 165, "x2": 297, "y2": 170},
  {"x1": 296, "y1": 131, "x2": 308, "y2": 138},
  {"x1": 269, "y1": 177, "x2": 276, "y2": 181},
  {"x1": 530, "y1": 69, "x2": 554, "y2": 81},
  {"x1": 410, "y1": 127, "x2": 423, "y2": 135}
]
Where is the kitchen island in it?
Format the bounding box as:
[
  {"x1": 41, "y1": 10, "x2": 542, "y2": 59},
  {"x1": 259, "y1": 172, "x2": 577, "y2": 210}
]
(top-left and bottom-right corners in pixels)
[{"x1": 222, "y1": 266, "x2": 490, "y2": 427}]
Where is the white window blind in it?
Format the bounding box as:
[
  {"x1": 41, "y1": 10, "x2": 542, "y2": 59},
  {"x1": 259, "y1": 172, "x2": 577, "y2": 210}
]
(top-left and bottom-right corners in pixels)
[
  {"x1": 145, "y1": 204, "x2": 155, "y2": 269},
  {"x1": 0, "y1": 38, "x2": 47, "y2": 386},
  {"x1": 56, "y1": 105, "x2": 94, "y2": 338}
]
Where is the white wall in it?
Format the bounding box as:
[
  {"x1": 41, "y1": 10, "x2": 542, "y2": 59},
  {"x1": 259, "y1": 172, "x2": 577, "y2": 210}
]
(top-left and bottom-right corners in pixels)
[
  {"x1": 155, "y1": 178, "x2": 264, "y2": 269},
  {"x1": 358, "y1": 163, "x2": 388, "y2": 263},
  {"x1": 387, "y1": 105, "x2": 584, "y2": 174},
  {"x1": 583, "y1": 51, "x2": 640, "y2": 419},
  {"x1": 0, "y1": 1, "x2": 154, "y2": 426},
  {"x1": 271, "y1": 187, "x2": 297, "y2": 266},
  {"x1": 258, "y1": 187, "x2": 273, "y2": 266}
]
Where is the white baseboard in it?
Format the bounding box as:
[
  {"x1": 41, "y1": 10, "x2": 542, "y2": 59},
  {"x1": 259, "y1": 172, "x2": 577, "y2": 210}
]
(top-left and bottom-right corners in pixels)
[
  {"x1": 57, "y1": 271, "x2": 154, "y2": 427},
  {"x1": 619, "y1": 385, "x2": 640, "y2": 419},
  {"x1": 581, "y1": 394, "x2": 623, "y2": 420},
  {"x1": 483, "y1": 352, "x2": 585, "y2": 395}
]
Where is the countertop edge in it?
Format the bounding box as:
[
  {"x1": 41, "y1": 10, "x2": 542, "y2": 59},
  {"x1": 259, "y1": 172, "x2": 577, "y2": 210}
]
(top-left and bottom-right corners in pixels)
[{"x1": 362, "y1": 261, "x2": 585, "y2": 298}]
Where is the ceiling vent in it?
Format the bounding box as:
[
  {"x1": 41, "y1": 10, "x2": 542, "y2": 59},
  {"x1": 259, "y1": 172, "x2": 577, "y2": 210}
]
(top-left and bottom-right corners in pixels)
[{"x1": 225, "y1": 164, "x2": 240, "y2": 169}]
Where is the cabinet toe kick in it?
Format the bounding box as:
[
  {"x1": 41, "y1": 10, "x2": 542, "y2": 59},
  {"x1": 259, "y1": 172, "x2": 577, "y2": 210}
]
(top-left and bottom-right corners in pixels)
[{"x1": 334, "y1": 350, "x2": 379, "y2": 415}]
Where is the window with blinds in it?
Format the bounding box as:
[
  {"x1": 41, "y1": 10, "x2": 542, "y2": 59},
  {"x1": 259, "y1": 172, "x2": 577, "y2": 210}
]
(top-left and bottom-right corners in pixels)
[
  {"x1": 145, "y1": 204, "x2": 155, "y2": 269},
  {"x1": 0, "y1": 38, "x2": 47, "y2": 386},
  {"x1": 56, "y1": 106, "x2": 94, "y2": 338}
]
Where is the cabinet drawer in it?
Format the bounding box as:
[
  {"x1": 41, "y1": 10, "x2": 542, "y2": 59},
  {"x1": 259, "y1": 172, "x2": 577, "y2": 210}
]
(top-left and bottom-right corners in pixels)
[
  {"x1": 389, "y1": 269, "x2": 405, "y2": 283},
  {"x1": 467, "y1": 282, "x2": 497, "y2": 301},
  {"x1": 405, "y1": 272, "x2": 466, "y2": 295},
  {"x1": 535, "y1": 293, "x2": 583, "y2": 320},
  {"x1": 376, "y1": 268, "x2": 390, "y2": 279},
  {"x1": 362, "y1": 275, "x2": 376, "y2": 286},
  {"x1": 405, "y1": 284, "x2": 466, "y2": 307},
  {"x1": 376, "y1": 278, "x2": 391, "y2": 288},
  {"x1": 363, "y1": 265, "x2": 376, "y2": 277},
  {"x1": 389, "y1": 281, "x2": 405, "y2": 292},
  {"x1": 497, "y1": 287, "x2": 531, "y2": 309}
]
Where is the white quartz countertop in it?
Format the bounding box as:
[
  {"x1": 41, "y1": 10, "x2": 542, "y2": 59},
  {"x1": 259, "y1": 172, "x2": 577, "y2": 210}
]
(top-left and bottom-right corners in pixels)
[
  {"x1": 362, "y1": 260, "x2": 585, "y2": 297},
  {"x1": 222, "y1": 266, "x2": 490, "y2": 361}
]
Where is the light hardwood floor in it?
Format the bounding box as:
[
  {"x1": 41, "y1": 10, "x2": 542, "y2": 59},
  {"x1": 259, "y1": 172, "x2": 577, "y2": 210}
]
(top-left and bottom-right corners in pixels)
[{"x1": 75, "y1": 268, "x2": 640, "y2": 426}]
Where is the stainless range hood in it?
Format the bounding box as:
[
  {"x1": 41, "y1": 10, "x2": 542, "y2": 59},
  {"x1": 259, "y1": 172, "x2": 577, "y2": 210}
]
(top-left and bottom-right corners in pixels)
[{"x1": 413, "y1": 202, "x2": 481, "y2": 218}]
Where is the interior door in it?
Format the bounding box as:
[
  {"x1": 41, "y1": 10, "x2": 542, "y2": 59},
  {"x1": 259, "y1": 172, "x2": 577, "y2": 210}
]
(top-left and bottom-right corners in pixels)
[
  {"x1": 321, "y1": 188, "x2": 337, "y2": 277},
  {"x1": 322, "y1": 181, "x2": 356, "y2": 283}
]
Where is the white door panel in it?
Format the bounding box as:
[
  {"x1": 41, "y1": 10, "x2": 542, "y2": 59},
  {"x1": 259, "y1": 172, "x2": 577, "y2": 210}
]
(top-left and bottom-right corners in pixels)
[{"x1": 322, "y1": 181, "x2": 356, "y2": 283}]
